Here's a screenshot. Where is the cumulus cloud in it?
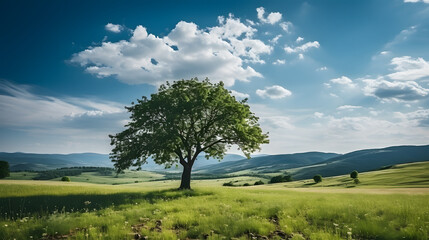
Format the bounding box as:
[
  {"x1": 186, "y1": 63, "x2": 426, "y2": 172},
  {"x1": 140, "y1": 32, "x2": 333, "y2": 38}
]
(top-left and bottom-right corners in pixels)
[
  {"x1": 273, "y1": 59, "x2": 285, "y2": 65},
  {"x1": 394, "y1": 109, "x2": 429, "y2": 127},
  {"x1": 256, "y1": 7, "x2": 282, "y2": 24},
  {"x1": 269, "y1": 34, "x2": 282, "y2": 44},
  {"x1": 296, "y1": 37, "x2": 304, "y2": 43},
  {"x1": 72, "y1": 15, "x2": 272, "y2": 87},
  {"x1": 314, "y1": 112, "x2": 324, "y2": 118},
  {"x1": 284, "y1": 41, "x2": 320, "y2": 53},
  {"x1": 316, "y1": 66, "x2": 327, "y2": 71},
  {"x1": 329, "y1": 76, "x2": 355, "y2": 87},
  {"x1": 279, "y1": 22, "x2": 293, "y2": 33},
  {"x1": 337, "y1": 105, "x2": 363, "y2": 110},
  {"x1": 229, "y1": 90, "x2": 250, "y2": 99},
  {"x1": 404, "y1": 0, "x2": 429, "y2": 3},
  {"x1": 105, "y1": 23, "x2": 123, "y2": 33},
  {"x1": 256, "y1": 85, "x2": 292, "y2": 99},
  {"x1": 363, "y1": 78, "x2": 429, "y2": 101},
  {"x1": 387, "y1": 56, "x2": 429, "y2": 81}
]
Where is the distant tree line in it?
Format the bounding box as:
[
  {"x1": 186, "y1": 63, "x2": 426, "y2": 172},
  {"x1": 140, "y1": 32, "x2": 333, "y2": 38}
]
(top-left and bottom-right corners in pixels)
[
  {"x1": 33, "y1": 167, "x2": 114, "y2": 180},
  {"x1": 0, "y1": 161, "x2": 10, "y2": 179},
  {"x1": 153, "y1": 172, "x2": 271, "y2": 181}
]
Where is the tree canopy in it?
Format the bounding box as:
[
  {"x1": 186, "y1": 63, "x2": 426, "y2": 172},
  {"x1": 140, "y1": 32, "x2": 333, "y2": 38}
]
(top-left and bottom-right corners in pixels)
[
  {"x1": 109, "y1": 78, "x2": 269, "y2": 189},
  {"x1": 0, "y1": 161, "x2": 10, "y2": 179}
]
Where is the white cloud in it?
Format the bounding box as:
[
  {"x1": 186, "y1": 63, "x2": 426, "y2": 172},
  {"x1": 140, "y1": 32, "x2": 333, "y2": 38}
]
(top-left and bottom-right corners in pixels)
[
  {"x1": 256, "y1": 85, "x2": 292, "y2": 99},
  {"x1": 404, "y1": 0, "x2": 429, "y2": 3},
  {"x1": 314, "y1": 112, "x2": 324, "y2": 118},
  {"x1": 269, "y1": 34, "x2": 282, "y2": 44},
  {"x1": 298, "y1": 54, "x2": 304, "y2": 60},
  {"x1": 316, "y1": 66, "x2": 327, "y2": 71},
  {"x1": 362, "y1": 78, "x2": 429, "y2": 102},
  {"x1": 394, "y1": 109, "x2": 429, "y2": 126},
  {"x1": 284, "y1": 41, "x2": 320, "y2": 53},
  {"x1": 279, "y1": 22, "x2": 293, "y2": 33},
  {"x1": 72, "y1": 15, "x2": 272, "y2": 87},
  {"x1": 296, "y1": 37, "x2": 304, "y2": 43},
  {"x1": 329, "y1": 76, "x2": 356, "y2": 87},
  {"x1": 247, "y1": 103, "x2": 429, "y2": 155},
  {"x1": 256, "y1": 7, "x2": 282, "y2": 24},
  {"x1": 387, "y1": 56, "x2": 429, "y2": 81},
  {"x1": 229, "y1": 90, "x2": 250, "y2": 99},
  {"x1": 273, "y1": 59, "x2": 285, "y2": 65},
  {"x1": 105, "y1": 23, "x2": 123, "y2": 33},
  {"x1": 0, "y1": 81, "x2": 125, "y2": 128},
  {"x1": 0, "y1": 81, "x2": 127, "y2": 153},
  {"x1": 384, "y1": 26, "x2": 418, "y2": 50},
  {"x1": 380, "y1": 51, "x2": 390, "y2": 55},
  {"x1": 337, "y1": 105, "x2": 362, "y2": 110}
]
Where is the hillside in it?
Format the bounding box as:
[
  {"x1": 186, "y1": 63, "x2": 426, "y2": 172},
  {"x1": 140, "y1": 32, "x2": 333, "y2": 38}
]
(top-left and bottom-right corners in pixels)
[
  {"x1": 0, "y1": 152, "x2": 112, "y2": 171},
  {"x1": 0, "y1": 152, "x2": 246, "y2": 171},
  {"x1": 265, "y1": 161, "x2": 429, "y2": 189},
  {"x1": 288, "y1": 145, "x2": 429, "y2": 180},
  {"x1": 195, "y1": 152, "x2": 340, "y2": 174}
]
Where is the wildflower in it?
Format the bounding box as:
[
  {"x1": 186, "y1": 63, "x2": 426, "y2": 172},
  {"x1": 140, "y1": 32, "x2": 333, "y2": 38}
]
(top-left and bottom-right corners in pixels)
[
  {"x1": 84, "y1": 201, "x2": 91, "y2": 205},
  {"x1": 333, "y1": 223, "x2": 339, "y2": 227},
  {"x1": 4, "y1": 224, "x2": 7, "y2": 227}
]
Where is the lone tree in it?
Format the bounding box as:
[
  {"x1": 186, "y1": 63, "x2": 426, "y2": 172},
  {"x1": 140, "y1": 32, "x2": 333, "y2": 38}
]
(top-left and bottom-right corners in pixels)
[
  {"x1": 0, "y1": 161, "x2": 10, "y2": 179},
  {"x1": 109, "y1": 78, "x2": 269, "y2": 189},
  {"x1": 313, "y1": 174, "x2": 322, "y2": 183},
  {"x1": 350, "y1": 170, "x2": 358, "y2": 179}
]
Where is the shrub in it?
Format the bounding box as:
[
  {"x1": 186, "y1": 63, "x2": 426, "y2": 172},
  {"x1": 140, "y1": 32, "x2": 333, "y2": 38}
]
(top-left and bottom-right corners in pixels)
[
  {"x1": 61, "y1": 176, "x2": 71, "y2": 182},
  {"x1": 350, "y1": 170, "x2": 358, "y2": 179},
  {"x1": 354, "y1": 178, "x2": 360, "y2": 184},
  {"x1": 243, "y1": 183, "x2": 250, "y2": 186},
  {"x1": 0, "y1": 161, "x2": 10, "y2": 179},
  {"x1": 313, "y1": 174, "x2": 322, "y2": 183},
  {"x1": 269, "y1": 174, "x2": 292, "y2": 183},
  {"x1": 223, "y1": 181, "x2": 234, "y2": 186},
  {"x1": 254, "y1": 180, "x2": 264, "y2": 185}
]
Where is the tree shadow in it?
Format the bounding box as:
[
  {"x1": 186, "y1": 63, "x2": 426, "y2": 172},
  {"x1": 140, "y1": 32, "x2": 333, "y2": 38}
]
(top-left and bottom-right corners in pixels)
[{"x1": 0, "y1": 189, "x2": 211, "y2": 219}]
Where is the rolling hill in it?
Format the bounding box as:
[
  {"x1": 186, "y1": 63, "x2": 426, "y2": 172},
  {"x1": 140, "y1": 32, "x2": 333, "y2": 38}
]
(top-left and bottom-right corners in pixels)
[
  {"x1": 287, "y1": 145, "x2": 429, "y2": 179},
  {"x1": 0, "y1": 152, "x2": 246, "y2": 171},
  {"x1": 195, "y1": 152, "x2": 340, "y2": 174},
  {"x1": 0, "y1": 152, "x2": 113, "y2": 171}
]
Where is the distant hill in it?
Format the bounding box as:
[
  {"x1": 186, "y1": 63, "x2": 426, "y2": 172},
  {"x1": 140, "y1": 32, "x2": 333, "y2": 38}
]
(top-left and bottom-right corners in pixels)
[
  {"x1": 139, "y1": 153, "x2": 246, "y2": 172},
  {"x1": 2, "y1": 145, "x2": 428, "y2": 177},
  {"x1": 288, "y1": 145, "x2": 429, "y2": 180},
  {"x1": 195, "y1": 152, "x2": 340, "y2": 174},
  {"x1": 0, "y1": 152, "x2": 246, "y2": 171},
  {"x1": 0, "y1": 152, "x2": 112, "y2": 171}
]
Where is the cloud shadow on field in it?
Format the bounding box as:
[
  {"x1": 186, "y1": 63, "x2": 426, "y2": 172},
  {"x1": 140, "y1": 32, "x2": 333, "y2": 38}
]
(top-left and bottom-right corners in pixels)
[{"x1": 0, "y1": 189, "x2": 211, "y2": 219}]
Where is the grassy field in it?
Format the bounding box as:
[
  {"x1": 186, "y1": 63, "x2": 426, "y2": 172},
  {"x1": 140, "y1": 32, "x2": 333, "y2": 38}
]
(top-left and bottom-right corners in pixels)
[
  {"x1": 277, "y1": 161, "x2": 429, "y2": 189},
  {"x1": 0, "y1": 162, "x2": 428, "y2": 240}
]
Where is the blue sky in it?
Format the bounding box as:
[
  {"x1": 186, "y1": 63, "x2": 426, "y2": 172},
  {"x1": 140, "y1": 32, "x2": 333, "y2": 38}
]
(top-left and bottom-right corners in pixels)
[{"x1": 1, "y1": 0, "x2": 429, "y2": 154}]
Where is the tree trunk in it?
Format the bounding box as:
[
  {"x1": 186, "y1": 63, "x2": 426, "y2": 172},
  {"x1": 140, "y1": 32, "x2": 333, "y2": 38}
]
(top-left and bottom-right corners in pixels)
[{"x1": 179, "y1": 164, "x2": 192, "y2": 190}]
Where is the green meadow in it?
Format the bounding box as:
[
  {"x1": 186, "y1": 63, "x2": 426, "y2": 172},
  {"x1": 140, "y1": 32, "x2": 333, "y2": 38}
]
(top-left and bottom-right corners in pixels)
[{"x1": 1, "y1": 162, "x2": 428, "y2": 240}]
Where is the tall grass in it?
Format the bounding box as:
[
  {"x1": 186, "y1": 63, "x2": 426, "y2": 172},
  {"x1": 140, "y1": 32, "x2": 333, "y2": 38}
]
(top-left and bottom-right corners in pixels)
[{"x1": 0, "y1": 182, "x2": 428, "y2": 240}]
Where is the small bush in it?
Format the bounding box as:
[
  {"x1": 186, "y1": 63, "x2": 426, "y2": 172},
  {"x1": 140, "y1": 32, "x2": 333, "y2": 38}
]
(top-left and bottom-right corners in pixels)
[
  {"x1": 254, "y1": 180, "x2": 264, "y2": 185},
  {"x1": 223, "y1": 181, "x2": 234, "y2": 186},
  {"x1": 313, "y1": 174, "x2": 322, "y2": 183},
  {"x1": 354, "y1": 178, "x2": 360, "y2": 184},
  {"x1": 61, "y1": 176, "x2": 71, "y2": 182},
  {"x1": 243, "y1": 183, "x2": 250, "y2": 186},
  {"x1": 350, "y1": 170, "x2": 359, "y2": 179}
]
